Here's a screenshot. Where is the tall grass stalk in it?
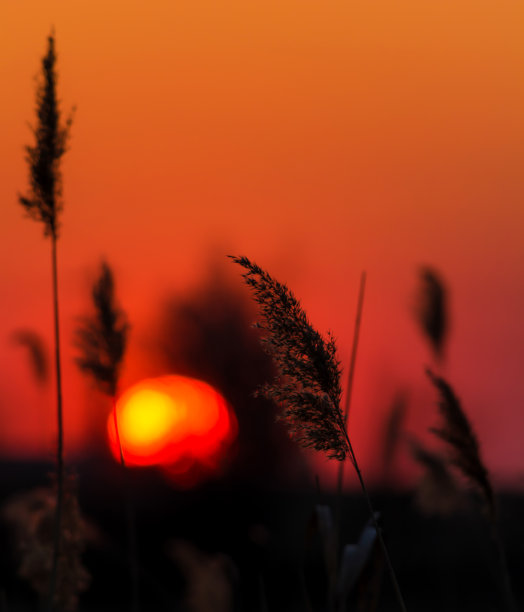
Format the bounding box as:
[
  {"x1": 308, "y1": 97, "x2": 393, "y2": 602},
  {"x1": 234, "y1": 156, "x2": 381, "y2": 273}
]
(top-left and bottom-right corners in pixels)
[
  {"x1": 231, "y1": 256, "x2": 408, "y2": 612},
  {"x1": 331, "y1": 271, "x2": 366, "y2": 610},
  {"x1": 340, "y1": 430, "x2": 407, "y2": 612},
  {"x1": 112, "y1": 397, "x2": 140, "y2": 612},
  {"x1": 335, "y1": 274, "x2": 408, "y2": 611},
  {"x1": 49, "y1": 234, "x2": 64, "y2": 612},
  {"x1": 18, "y1": 34, "x2": 72, "y2": 612},
  {"x1": 110, "y1": 399, "x2": 139, "y2": 612},
  {"x1": 74, "y1": 262, "x2": 138, "y2": 612},
  {"x1": 335, "y1": 272, "x2": 366, "y2": 548},
  {"x1": 427, "y1": 370, "x2": 517, "y2": 612}
]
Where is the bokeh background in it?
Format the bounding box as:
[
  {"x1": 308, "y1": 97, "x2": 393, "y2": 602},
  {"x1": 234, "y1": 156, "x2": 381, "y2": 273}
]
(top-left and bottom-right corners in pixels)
[
  {"x1": 1, "y1": 3, "x2": 524, "y2": 610},
  {"x1": 2, "y1": 0, "x2": 523, "y2": 486}
]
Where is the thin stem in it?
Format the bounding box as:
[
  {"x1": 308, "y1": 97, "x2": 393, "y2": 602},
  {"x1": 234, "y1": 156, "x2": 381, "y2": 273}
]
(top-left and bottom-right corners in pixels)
[
  {"x1": 113, "y1": 396, "x2": 126, "y2": 466},
  {"x1": 113, "y1": 397, "x2": 140, "y2": 612},
  {"x1": 334, "y1": 272, "x2": 366, "y2": 571},
  {"x1": 333, "y1": 272, "x2": 407, "y2": 611},
  {"x1": 47, "y1": 235, "x2": 64, "y2": 612},
  {"x1": 343, "y1": 430, "x2": 408, "y2": 612},
  {"x1": 343, "y1": 271, "x2": 367, "y2": 428}
]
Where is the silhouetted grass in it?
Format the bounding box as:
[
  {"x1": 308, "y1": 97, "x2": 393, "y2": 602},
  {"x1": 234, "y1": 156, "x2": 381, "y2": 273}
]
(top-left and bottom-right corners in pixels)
[
  {"x1": 426, "y1": 370, "x2": 517, "y2": 612},
  {"x1": 74, "y1": 261, "x2": 138, "y2": 612},
  {"x1": 231, "y1": 255, "x2": 408, "y2": 612},
  {"x1": 10, "y1": 329, "x2": 50, "y2": 386},
  {"x1": 18, "y1": 33, "x2": 73, "y2": 612},
  {"x1": 414, "y1": 267, "x2": 448, "y2": 362}
]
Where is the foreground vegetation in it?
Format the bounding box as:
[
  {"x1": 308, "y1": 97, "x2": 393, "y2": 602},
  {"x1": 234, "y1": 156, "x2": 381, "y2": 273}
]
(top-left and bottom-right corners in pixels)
[{"x1": 2, "y1": 33, "x2": 520, "y2": 612}]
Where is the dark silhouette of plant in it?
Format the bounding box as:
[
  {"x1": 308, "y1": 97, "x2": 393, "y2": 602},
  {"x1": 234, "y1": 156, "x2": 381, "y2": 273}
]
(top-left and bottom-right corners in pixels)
[
  {"x1": 231, "y1": 255, "x2": 408, "y2": 612},
  {"x1": 19, "y1": 36, "x2": 72, "y2": 238},
  {"x1": 308, "y1": 505, "x2": 382, "y2": 612},
  {"x1": 334, "y1": 271, "x2": 366, "y2": 596},
  {"x1": 11, "y1": 328, "x2": 50, "y2": 386},
  {"x1": 3, "y1": 478, "x2": 91, "y2": 612},
  {"x1": 74, "y1": 262, "x2": 138, "y2": 612},
  {"x1": 426, "y1": 369, "x2": 517, "y2": 612},
  {"x1": 18, "y1": 33, "x2": 73, "y2": 612},
  {"x1": 426, "y1": 370, "x2": 494, "y2": 516},
  {"x1": 407, "y1": 435, "x2": 464, "y2": 516},
  {"x1": 231, "y1": 256, "x2": 347, "y2": 460},
  {"x1": 75, "y1": 261, "x2": 129, "y2": 399},
  {"x1": 415, "y1": 267, "x2": 448, "y2": 361}
]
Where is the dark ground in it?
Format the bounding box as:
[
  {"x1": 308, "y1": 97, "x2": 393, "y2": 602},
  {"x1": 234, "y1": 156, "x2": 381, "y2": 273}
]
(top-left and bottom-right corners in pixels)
[{"x1": 1, "y1": 456, "x2": 523, "y2": 612}]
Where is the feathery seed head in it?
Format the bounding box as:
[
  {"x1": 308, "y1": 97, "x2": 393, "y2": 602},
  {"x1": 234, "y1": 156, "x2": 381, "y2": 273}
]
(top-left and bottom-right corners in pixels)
[
  {"x1": 231, "y1": 255, "x2": 348, "y2": 461},
  {"x1": 19, "y1": 35, "x2": 73, "y2": 239},
  {"x1": 408, "y1": 436, "x2": 465, "y2": 516},
  {"x1": 75, "y1": 262, "x2": 129, "y2": 397},
  {"x1": 426, "y1": 369, "x2": 495, "y2": 521},
  {"x1": 415, "y1": 267, "x2": 448, "y2": 361}
]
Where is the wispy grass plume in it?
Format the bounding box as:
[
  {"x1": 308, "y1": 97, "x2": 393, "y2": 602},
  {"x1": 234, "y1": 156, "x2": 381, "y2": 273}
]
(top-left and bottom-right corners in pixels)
[
  {"x1": 75, "y1": 261, "x2": 129, "y2": 398},
  {"x1": 408, "y1": 436, "x2": 464, "y2": 516},
  {"x1": 426, "y1": 369, "x2": 517, "y2": 612},
  {"x1": 18, "y1": 33, "x2": 73, "y2": 612},
  {"x1": 74, "y1": 261, "x2": 138, "y2": 612},
  {"x1": 415, "y1": 267, "x2": 448, "y2": 361},
  {"x1": 19, "y1": 35, "x2": 73, "y2": 239},
  {"x1": 11, "y1": 329, "x2": 49, "y2": 386},
  {"x1": 230, "y1": 255, "x2": 347, "y2": 461},
  {"x1": 231, "y1": 255, "x2": 408, "y2": 612},
  {"x1": 426, "y1": 369, "x2": 494, "y2": 519}
]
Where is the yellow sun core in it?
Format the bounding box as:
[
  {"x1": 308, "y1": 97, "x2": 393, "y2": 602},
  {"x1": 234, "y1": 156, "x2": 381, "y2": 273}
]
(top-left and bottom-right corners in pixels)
[{"x1": 119, "y1": 389, "x2": 181, "y2": 448}]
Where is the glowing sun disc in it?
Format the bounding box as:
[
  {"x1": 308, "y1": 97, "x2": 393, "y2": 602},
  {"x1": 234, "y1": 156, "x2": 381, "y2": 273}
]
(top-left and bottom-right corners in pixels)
[{"x1": 107, "y1": 375, "x2": 236, "y2": 473}]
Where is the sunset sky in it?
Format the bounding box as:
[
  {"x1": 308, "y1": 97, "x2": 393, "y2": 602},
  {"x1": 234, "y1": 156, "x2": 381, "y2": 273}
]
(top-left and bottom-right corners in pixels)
[{"x1": 1, "y1": 1, "x2": 523, "y2": 488}]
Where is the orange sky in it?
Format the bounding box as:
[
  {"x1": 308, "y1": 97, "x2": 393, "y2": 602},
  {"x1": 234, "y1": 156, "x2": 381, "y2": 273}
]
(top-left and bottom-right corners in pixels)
[{"x1": 1, "y1": 1, "x2": 524, "y2": 487}]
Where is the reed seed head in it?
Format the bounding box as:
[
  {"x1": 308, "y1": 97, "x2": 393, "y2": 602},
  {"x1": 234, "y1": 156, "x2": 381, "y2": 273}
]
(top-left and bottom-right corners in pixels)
[
  {"x1": 75, "y1": 261, "x2": 129, "y2": 397},
  {"x1": 415, "y1": 267, "x2": 448, "y2": 361},
  {"x1": 426, "y1": 369, "x2": 495, "y2": 521},
  {"x1": 19, "y1": 35, "x2": 73, "y2": 239},
  {"x1": 230, "y1": 255, "x2": 348, "y2": 461}
]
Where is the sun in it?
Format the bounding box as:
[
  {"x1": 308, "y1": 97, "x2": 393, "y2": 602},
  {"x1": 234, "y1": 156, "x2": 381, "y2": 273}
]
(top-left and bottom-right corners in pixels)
[{"x1": 107, "y1": 375, "x2": 237, "y2": 485}]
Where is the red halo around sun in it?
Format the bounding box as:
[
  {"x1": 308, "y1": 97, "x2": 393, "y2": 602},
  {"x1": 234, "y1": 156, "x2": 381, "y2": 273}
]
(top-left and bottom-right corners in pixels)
[{"x1": 107, "y1": 375, "x2": 237, "y2": 486}]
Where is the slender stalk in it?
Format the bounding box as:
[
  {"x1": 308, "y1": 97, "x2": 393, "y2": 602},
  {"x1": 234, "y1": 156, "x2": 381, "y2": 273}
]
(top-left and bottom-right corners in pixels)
[
  {"x1": 47, "y1": 235, "x2": 64, "y2": 612},
  {"x1": 113, "y1": 398, "x2": 140, "y2": 612},
  {"x1": 113, "y1": 396, "x2": 125, "y2": 466},
  {"x1": 342, "y1": 271, "x2": 367, "y2": 428},
  {"x1": 343, "y1": 431, "x2": 408, "y2": 612},
  {"x1": 335, "y1": 272, "x2": 366, "y2": 540},
  {"x1": 331, "y1": 273, "x2": 407, "y2": 612}
]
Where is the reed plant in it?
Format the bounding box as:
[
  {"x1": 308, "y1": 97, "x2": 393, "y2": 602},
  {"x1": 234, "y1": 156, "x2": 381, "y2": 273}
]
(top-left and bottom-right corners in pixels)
[
  {"x1": 231, "y1": 255, "x2": 408, "y2": 612},
  {"x1": 335, "y1": 272, "x2": 366, "y2": 570},
  {"x1": 415, "y1": 267, "x2": 448, "y2": 363},
  {"x1": 18, "y1": 33, "x2": 73, "y2": 612},
  {"x1": 426, "y1": 370, "x2": 518, "y2": 612},
  {"x1": 74, "y1": 261, "x2": 139, "y2": 612}
]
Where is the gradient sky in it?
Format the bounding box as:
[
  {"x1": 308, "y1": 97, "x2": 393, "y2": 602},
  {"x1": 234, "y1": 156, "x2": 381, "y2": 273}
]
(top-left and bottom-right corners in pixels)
[{"x1": 1, "y1": 1, "x2": 523, "y2": 487}]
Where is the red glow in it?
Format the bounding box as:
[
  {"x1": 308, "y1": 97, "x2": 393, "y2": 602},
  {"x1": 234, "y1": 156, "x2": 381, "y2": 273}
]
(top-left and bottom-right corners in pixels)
[{"x1": 107, "y1": 376, "x2": 236, "y2": 485}]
